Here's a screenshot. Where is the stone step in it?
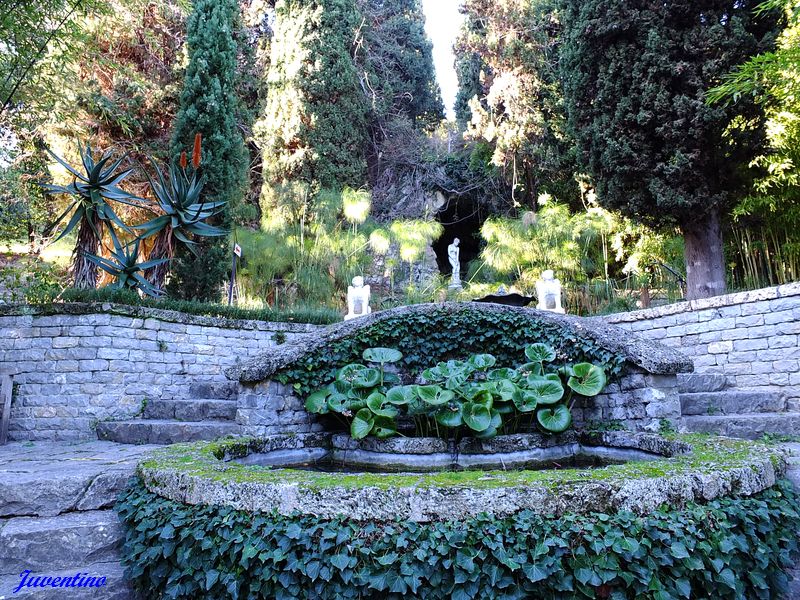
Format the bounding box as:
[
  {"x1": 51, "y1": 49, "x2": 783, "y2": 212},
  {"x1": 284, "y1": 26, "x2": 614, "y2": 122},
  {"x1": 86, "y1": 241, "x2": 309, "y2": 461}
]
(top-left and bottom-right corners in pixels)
[
  {"x1": 0, "y1": 510, "x2": 123, "y2": 576},
  {"x1": 96, "y1": 420, "x2": 241, "y2": 445},
  {"x1": 682, "y1": 413, "x2": 800, "y2": 440},
  {"x1": 187, "y1": 381, "x2": 238, "y2": 401},
  {"x1": 677, "y1": 372, "x2": 728, "y2": 394},
  {"x1": 0, "y1": 562, "x2": 133, "y2": 599},
  {"x1": 680, "y1": 391, "x2": 786, "y2": 416},
  {"x1": 143, "y1": 398, "x2": 236, "y2": 422}
]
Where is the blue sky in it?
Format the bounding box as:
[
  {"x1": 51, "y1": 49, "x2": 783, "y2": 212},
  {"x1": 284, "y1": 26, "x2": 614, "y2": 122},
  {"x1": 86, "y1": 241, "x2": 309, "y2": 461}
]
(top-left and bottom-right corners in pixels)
[{"x1": 421, "y1": 0, "x2": 465, "y2": 120}]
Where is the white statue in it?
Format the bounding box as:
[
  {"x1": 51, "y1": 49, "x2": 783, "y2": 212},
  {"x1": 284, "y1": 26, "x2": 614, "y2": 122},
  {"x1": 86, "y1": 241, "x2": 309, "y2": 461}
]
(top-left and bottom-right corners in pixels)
[
  {"x1": 345, "y1": 276, "x2": 371, "y2": 320},
  {"x1": 535, "y1": 270, "x2": 565, "y2": 313},
  {"x1": 448, "y1": 238, "x2": 461, "y2": 288}
]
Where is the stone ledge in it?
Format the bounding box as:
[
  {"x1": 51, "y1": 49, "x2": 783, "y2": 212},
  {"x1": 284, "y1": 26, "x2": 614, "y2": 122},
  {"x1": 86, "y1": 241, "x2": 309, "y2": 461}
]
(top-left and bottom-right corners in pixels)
[
  {"x1": 601, "y1": 282, "x2": 800, "y2": 324},
  {"x1": 138, "y1": 434, "x2": 784, "y2": 522},
  {"x1": 0, "y1": 303, "x2": 323, "y2": 333},
  {"x1": 229, "y1": 302, "x2": 693, "y2": 383}
]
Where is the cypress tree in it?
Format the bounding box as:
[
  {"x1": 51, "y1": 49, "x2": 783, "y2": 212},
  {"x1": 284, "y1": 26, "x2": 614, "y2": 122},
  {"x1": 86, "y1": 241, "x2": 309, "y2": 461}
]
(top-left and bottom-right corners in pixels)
[
  {"x1": 168, "y1": 0, "x2": 248, "y2": 301},
  {"x1": 360, "y1": 0, "x2": 444, "y2": 129},
  {"x1": 557, "y1": 0, "x2": 781, "y2": 299},
  {"x1": 258, "y1": 0, "x2": 369, "y2": 206}
]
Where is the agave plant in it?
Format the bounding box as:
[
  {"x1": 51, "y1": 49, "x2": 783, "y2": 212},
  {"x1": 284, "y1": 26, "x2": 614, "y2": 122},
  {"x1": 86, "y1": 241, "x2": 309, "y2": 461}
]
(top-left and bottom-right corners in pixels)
[
  {"x1": 40, "y1": 142, "x2": 142, "y2": 289},
  {"x1": 85, "y1": 230, "x2": 169, "y2": 297},
  {"x1": 135, "y1": 135, "x2": 227, "y2": 290}
]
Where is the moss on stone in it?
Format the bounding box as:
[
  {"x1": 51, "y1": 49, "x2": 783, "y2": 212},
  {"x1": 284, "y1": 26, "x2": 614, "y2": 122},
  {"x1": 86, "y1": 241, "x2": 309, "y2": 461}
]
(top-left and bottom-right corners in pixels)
[{"x1": 138, "y1": 433, "x2": 782, "y2": 492}]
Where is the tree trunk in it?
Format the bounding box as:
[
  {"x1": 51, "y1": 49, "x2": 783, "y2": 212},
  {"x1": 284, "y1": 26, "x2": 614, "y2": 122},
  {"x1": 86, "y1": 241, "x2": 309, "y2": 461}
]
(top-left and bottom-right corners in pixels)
[
  {"x1": 681, "y1": 209, "x2": 727, "y2": 300},
  {"x1": 145, "y1": 227, "x2": 173, "y2": 292},
  {"x1": 72, "y1": 216, "x2": 100, "y2": 289}
]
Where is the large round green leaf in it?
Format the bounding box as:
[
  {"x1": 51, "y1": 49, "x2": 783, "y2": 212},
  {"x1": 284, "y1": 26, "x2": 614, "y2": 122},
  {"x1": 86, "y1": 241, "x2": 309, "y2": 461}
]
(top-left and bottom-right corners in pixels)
[
  {"x1": 517, "y1": 361, "x2": 543, "y2": 378},
  {"x1": 524, "y1": 377, "x2": 565, "y2": 405},
  {"x1": 512, "y1": 389, "x2": 538, "y2": 413},
  {"x1": 350, "y1": 408, "x2": 374, "y2": 439},
  {"x1": 488, "y1": 367, "x2": 517, "y2": 381},
  {"x1": 329, "y1": 380, "x2": 350, "y2": 395},
  {"x1": 386, "y1": 385, "x2": 416, "y2": 405},
  {"x1": 327, "y1": 393, "x2": 350, "y2": 413},
  {"x1": 536, "y1": 404, "x2": 573, "y2": 433},
  {"x1": 435, "y1": 404, "x2": 463, "y2": 428},
  {"x1": 336, "y1": 363, "x2": 368, "y2": 382},
  {"x1": 366, "y1": 392, "x2": 399, "y2": 418},
  {"x1": 525, "y1": 343, "x2": 556, "y2": 363},
  {"x1": 372, "y1": 416, "x2": 398, "y2": 439},
  {"x1": 416, "y1": 385, "x2": 455, "y2": 406},
  {"x1": 352, "y1": 368, "x2": 381, "y2": 389},
  {"x1": 491, "y1": 379, "x2": 518, "y2": 401},
  {"x1": 489, "y1": 409, "x2": 502, "y2": 430},
  {"x1": 463, "y1": 403, "x2": 492, "y2": 432},
  {"x1": 305, "y1": 390, "x2": 330, "y2": 414},
  {"x1": 474, "y1": 426, "x2": 498, "y2": 440},
  {"x1": 467, "y1": 353, "x2": 497, "y2": 370},
  {"x1": 567, "y1": 363, "x2": 607, "y2": 397},
  {"x1": 494, "y1": 400, "x2": 516, "y2": 415},
  {"x1": 362, "y1": 347, "x2": 403, "y2": 364}
]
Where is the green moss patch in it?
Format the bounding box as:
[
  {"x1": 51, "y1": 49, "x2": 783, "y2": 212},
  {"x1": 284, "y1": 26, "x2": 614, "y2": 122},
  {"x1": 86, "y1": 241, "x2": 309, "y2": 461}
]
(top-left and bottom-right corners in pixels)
[{"x1": 139, "y1": 433, "x2": 784, "y2": 492}]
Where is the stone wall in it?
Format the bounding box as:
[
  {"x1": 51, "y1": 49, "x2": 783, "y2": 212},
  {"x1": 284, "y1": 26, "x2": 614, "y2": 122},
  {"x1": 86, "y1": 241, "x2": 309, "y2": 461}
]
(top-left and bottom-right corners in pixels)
[
  {"x1": 0, "y1": 303, "x2": 319, "y2": 441},
  {"x1": 601, "y1": 282, "x2": 800, "y2": 411}
]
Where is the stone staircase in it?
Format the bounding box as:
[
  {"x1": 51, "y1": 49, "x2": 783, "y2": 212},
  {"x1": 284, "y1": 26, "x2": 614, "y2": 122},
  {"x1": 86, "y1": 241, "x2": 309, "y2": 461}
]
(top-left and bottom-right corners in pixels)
[
  {"x1": 679, "y1": 373, "x2": 800, "y2": 440},
  {"x1": 95, "y1": 382, "x2": 241, "y2": 445},
  {"x1": 0, "y1": 442, "x2": 154, "y2": 600}
]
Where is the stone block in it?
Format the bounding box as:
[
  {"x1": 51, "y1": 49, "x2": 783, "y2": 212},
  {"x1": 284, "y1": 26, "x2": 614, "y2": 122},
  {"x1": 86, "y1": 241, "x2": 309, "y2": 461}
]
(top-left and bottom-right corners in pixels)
[
  {"x1": 772, "y1": 360, "x2": 799, "y2": 373},
  {"x1": 707, "y1": 341, "x2": 733, "y2": 354},
  {"x1": 768, "y1": 335, "x2": 797, "y2": 349},
  {"x1": 733, "y1": 338, "x2": 769, "y2": 351}
]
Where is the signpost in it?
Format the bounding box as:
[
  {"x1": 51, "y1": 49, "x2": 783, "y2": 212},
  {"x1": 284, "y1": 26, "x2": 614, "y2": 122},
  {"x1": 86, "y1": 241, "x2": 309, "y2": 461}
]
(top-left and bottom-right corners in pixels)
[{"x1": 228, "y1": 243, "x2": 242, "y2": 306}]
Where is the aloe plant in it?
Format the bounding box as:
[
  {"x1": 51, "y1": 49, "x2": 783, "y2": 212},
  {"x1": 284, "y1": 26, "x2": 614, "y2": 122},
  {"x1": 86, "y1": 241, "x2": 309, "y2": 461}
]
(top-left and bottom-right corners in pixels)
[
  {"x1": 85, "y1": 231, "x2": 168, "y2": 297},
  {"x1": 40, "y1": 142, "x2": 142, "y2": 289},
  {"x1": 304, "y1": 343, "x2": 608, "y2": 440},
  {"x1": 135, "y1": 150, "x2": 228, "y2": 290}
]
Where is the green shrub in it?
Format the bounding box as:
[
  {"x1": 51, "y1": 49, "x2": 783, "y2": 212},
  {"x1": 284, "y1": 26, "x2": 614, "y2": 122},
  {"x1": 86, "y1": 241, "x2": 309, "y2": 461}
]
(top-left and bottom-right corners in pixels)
[
  {"x1": 277, "y1": 306, "x2": 626, "y2": 395},
  {"x1": 16, "y1": 286, "x2": 340, "y2": 325},
  {"x1": 306, "y1": 344, "x2": 607, "y2": 440},
  {"x1": 117, "y1": 479, "x2": 800, "y2": 599}
]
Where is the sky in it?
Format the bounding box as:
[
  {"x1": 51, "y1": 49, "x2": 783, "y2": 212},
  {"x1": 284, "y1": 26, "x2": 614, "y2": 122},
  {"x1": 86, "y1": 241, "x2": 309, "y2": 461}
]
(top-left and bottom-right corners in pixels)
[{"x1": 421, "y1": 0, "x2": 466, "y2": 120}]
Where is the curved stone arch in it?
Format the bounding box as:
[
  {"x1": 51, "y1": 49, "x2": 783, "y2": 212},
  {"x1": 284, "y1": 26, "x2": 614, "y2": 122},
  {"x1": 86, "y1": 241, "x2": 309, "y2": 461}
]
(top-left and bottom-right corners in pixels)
[{"x1": 229, "y1": 302, "x2": 692, "y2": 385}]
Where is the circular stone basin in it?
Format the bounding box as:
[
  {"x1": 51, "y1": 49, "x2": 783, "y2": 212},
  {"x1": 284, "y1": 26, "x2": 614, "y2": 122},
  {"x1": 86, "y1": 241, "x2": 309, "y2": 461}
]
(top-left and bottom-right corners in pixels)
[
  {"x1": 326, "y1": 431, "x2": 688, "y2": 472},
  {"x1": 137, "y1": 433, "x2": 786, "y2": 522}
]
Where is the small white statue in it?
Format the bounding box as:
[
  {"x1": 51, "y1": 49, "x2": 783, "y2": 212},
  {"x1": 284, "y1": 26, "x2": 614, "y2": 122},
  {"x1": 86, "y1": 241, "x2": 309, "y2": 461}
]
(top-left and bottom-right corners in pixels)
[
  {"x1": 448, "y1": 238, "x2": 461, "y2": 288},
  {"x1": 345, "y1": 276, "x2": 371, "y2": 321},
  {"x1": 535, "y1": 270, "x2": 565, "y2": 313}
]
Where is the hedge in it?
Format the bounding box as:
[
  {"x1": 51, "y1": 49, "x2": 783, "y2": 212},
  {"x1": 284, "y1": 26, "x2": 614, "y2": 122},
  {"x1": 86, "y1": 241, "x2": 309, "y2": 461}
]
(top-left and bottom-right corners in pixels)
[{"x1": 116, "y1": 479, "x2": 800, "y2": 599}]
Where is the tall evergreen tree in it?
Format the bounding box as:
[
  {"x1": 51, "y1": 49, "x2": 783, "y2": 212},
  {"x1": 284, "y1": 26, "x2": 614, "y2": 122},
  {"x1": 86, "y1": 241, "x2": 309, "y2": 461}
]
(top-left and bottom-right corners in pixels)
[
  {"x1": 359, "y1": 0, "x2": 444, "y2": 129},
  {"x1": 169, "y1": 0, "x2": 249, "y2": 301},
  {"x1": 257, "y1": 0, "x2": 369, "y2": 210},
  {"x1": 557, "y1": 0, "x2": 782, "y2": 299}
]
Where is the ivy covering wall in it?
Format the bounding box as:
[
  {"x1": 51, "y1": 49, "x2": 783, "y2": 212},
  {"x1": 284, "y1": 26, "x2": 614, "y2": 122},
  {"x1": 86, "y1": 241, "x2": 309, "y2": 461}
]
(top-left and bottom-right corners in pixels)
[{"x1": 117, "y1": 479, "x2": 800, "y2": 599}]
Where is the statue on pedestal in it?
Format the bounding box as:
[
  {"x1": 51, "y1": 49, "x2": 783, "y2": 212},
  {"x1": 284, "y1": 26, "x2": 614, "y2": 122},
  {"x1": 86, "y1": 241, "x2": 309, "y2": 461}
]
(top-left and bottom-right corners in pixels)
[
  {"x1": 535, "y1": 270, "x2": 565, "y2": 313},
  {"x1": 345, "y1": 276, "x2": 371, "y2": 320},
  {"x1": 448, "y1": 238, "x2": 461, "y2": 288}
]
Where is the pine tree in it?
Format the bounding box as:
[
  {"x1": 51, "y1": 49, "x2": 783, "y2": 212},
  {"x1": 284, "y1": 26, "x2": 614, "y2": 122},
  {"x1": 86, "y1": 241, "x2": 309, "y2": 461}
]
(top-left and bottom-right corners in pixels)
[
  {"x1": 169, "y1": 0, "x2": 248, "y2": 301},
  {"x1": 557, "y1": 0, "x2": 782, "y2": 299}
]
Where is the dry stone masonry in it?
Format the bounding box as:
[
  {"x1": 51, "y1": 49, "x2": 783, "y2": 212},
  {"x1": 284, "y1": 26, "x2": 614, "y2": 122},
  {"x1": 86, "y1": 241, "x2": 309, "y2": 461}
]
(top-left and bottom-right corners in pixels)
[
  {"x1": 0, "y1": 303, "x2": 317, "y2": 441},
  {"x1": 601, "y1": 282, "x2": 800, "y2": 438}
]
